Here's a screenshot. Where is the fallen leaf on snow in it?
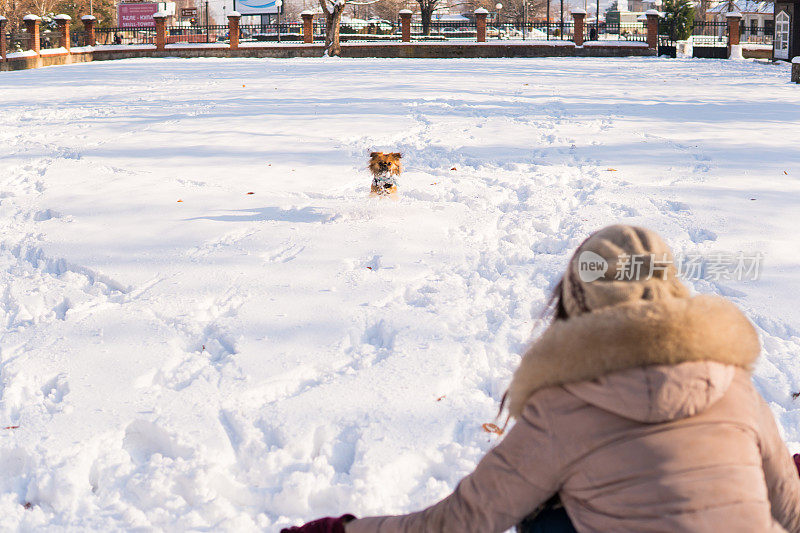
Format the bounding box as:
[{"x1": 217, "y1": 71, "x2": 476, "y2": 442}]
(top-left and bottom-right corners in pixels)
[
  {"x1": 177, "y1": 199, "x2": 183, "y2": 203},
  {"x1": 450, "y1": 167, "x2": 457, "y2": 171},
  {"x1": 436, "y1": 395, "x2": 446, "y2": 402},
  {"x1": 366, "y1": 266, "x2": 373, "y2": 270},
  {"x1": 4, "y1": 425, "x2": 19, "y2": 430},
  {"x1": 482, "y1": 422, "x2": 504, "y2": 435},
  {"x1": 247, "y1": 192, "x2": 255, "y2": 195},
  {"x1": 605, "y1": 168, "x2": 618, "y2": 172}
]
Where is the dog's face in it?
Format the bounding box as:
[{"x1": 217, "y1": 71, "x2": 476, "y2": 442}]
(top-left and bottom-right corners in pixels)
[{"x1": 369, "y1": 152, "x2": 402, "y2": 176}]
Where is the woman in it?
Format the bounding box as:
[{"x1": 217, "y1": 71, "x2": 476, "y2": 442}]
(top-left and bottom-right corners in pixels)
[{"x1": 284, "y1": 225, "x2": 800, "y2": 532}]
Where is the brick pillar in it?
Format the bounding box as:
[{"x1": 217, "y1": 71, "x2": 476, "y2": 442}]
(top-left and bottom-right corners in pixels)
[
  {"x1": 153, "y1": 12, "x2": 167, "y2": 51},
  {"x1": 0, "y1": 16, "x2": 7, "y2": 61},
  {"x1": 228, "y1": 11, "x2": 241, "y2": 49},
  {"x1": 82, "y1": 15, "x2": 96, "y2": 46},
  {"x1": 399, "y1": 9, "x2": 412, "y2": 42},
  {"x1": 301, "y1": 11, "x2": 314, "y2": 43},
  {"x1": 55, "y1": 14, "x2": 71, "y2": 51},
  {"x1": 475, "y1": 8, "x2": 488, "y2": 43},
  {"x1": 572, "y1": 9, "x2": 586, "y2": 46},
  {"x1": 645, "y1": 9, "x2": 659, "y2": 50},
  {"x1": 24, "y1": 15, "x2": 41, "y2": 53},
  {"x1": 726, "y1": 12, "x2": 742, "y2": 59}
]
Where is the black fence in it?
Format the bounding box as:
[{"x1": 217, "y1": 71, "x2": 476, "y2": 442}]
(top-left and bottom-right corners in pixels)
[
  {"x1": 658, "y1": 20, "x2": 728, "y2": 58},
  {"x1": 741, "y1": 25, "x2": 773, "y2": 45},
  {"x1": 95, "y1": 27, "x2": 156, "y2": 45}
]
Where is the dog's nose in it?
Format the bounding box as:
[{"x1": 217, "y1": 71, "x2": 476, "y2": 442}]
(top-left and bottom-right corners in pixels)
[{"x1": 384, "y1": 183, "x2": 392, "y2": 189}]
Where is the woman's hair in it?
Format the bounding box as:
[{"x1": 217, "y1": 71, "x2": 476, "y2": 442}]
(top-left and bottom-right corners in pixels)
[{"x1": 542, "y1": 279, "x2": 569, "y2": 322}]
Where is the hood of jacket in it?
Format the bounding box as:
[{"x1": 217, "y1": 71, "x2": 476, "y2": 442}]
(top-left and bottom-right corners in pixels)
[{"x1": 507, "y1": 295, "x2": 761, "y2": 420}]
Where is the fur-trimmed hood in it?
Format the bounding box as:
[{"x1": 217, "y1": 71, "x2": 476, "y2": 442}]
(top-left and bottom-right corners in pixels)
[{"x1": 507, "y1": 295, "x2": 761, "y2": 419}]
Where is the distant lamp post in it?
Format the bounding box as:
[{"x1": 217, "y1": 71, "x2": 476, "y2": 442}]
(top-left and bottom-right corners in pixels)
[
  {"x1": 275, "y1": 0, "x2": 282, "y2": 42},
  {"x1": 495, "y1": 2, "x2": 502, "y2": 37}
]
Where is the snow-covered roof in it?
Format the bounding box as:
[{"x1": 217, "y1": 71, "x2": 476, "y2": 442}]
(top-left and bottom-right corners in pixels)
[{"x1": 708, "y1": 0, "x2": 772, "y2": 14}]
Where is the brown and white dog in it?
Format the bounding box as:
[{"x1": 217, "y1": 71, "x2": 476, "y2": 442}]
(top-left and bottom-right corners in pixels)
[{"x1": 368, "y1": 152, "x2": 402, "y2": 197}]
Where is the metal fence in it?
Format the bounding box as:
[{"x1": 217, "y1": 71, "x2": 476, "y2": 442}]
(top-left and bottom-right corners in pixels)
[
  {"x1": 166, "y1": 24, "x2": 228, "y2": 44},
  {"x1": 96, "y1": 27, "x2": 157, "y2": 45},
  {"x1": 11, "y1": 17, "x2": 777, "y2": 52},
  {"x1": 741, "y1": 25, "x2": 773, "y2": 45},
  {"x1": 597, "y1": 22, "x2": 648, "y2": 42}
]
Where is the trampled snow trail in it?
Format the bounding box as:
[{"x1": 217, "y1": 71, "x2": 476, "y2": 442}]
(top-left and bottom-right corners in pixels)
[{"x1": 1, "y1": 57, "x2": 799, "y2": 529}]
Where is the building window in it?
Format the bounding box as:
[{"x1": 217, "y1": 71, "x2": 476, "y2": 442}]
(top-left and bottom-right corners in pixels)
[
  {"x1": 775, "y1": 10, "x2": 789, "y2": 59},
  {"x1": 750, "y1": 19, "x2": 757, "y2": 33},
  {"x1": 766, "y1": 19, "x2": 774, "y2": 35}
]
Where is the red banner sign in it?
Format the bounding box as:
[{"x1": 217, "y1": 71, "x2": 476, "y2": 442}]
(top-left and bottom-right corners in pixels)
[{"x1": 118, "y1": 3, "x2": 159, "y2": 28}]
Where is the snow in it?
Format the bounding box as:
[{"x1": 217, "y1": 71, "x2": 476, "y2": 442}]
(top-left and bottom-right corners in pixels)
[
  {"x1": 92, "y1": 44, "x2": 157, "y2": 51},
  {"x1": 81, "y1": 15, "x2": 96, "y2": 21},
  {"x1": 1, "y1": 57, "x2": 799, "y2": 530},
  {"x1": 793, "y1": 56, "x2": 800, "y2": 64},
  {"x1": 164, "y1": 43, "x2": 229, "y2": 49},
  {"x1": 40, "y1": 48, "x2": 69, "y2": 56},
  {"x1": 54, "y1": 14, "x2": 72, "y2": 21},
  {"x1": 584, "y1": 40, "x2": 648, "y2": 47},
  {"x1": 6, "y1": 50, "x2": 38, "y2": 58},
  {"x1": 228, "y1": 10, "x2": 242, "y2": 17}
]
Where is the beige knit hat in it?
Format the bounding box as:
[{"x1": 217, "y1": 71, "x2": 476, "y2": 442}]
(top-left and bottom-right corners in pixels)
[{"x1": 561, "y1": 224, "x2": 689, "y2": 317}]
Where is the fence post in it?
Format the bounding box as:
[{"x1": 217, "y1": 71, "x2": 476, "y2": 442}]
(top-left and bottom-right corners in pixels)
[
  {"x1": 571, "y1": 9, "x2": 586, "y2": 46},
  {"x1": 792, "y1": 58, "x2": 800, "y2": 83},
  {"x1": 24, "y1": 14, "x2": 41, "y2": 53},
  {"x1": 153, "y1": 11, "x2": 167, "y2": 51},
  {"x1": 726, "y1": 12, "x2": 742, "y2": 59},
  {"x1": 399, "y1": 9, "x2": 412, "y2": 43},
  {"x1": 475, "y1": 8, "x2": 488, "y2": 43},
  {"x1": 81, "y1": 15, "x2": 96, "y2": 46},
  {"x1": 645, "y1": 9, "x2": 659, "y2": 51},
  {"x1": 301, "y1": 10, "x2": 314, "y2": 43},
  {"x1": 228, "y1": 11, "x2": 240, "y2": 49},
  {"x1": 0, "y1": 16, "x2": 7, "y2": 61},
  {"x1": 55, "y1": 14, "x2": 71, "y2": 51}
]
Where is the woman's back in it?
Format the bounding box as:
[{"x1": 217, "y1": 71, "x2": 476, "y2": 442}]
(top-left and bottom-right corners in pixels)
[{"x1": 540, "y1": 362, "x2": 791, "y2": 532}]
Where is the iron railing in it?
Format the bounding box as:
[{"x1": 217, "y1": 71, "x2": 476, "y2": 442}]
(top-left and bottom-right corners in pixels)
[
  {"x1": 95, "y1": 27, "x2": 157, "y2": 45},
  {"x1": 741, "y1": 26, "x2": 773, "y2": 45}
]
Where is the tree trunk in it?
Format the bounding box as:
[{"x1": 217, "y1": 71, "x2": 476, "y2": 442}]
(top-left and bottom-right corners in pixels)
[
  {"x1": 420, "y1": 4, "x2": 434, "y2": 36},
  {"x1": 322, "y1": 1, "x2": 345, "y2": 55}
]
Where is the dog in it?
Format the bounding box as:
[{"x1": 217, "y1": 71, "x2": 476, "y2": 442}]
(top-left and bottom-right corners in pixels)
[{"x1": 368, "y1": 152, "x2": 402, "y2": 197}]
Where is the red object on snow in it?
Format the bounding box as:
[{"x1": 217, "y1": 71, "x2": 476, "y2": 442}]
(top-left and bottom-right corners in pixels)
[
  {"x1": 793, "y1": 454, "x2": 800, "y2": 477},
  {"x1": 281, "y1": 514, "x2": 356, "y2": 533}
]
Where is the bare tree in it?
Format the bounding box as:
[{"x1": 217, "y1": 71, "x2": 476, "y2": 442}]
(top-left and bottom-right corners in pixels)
[
  {"x1": 416, "y1": 0, "x2": 438, "y2": 35},
  {"x1": 319, "y1": 0, "x2": 346, "y2": 55}
]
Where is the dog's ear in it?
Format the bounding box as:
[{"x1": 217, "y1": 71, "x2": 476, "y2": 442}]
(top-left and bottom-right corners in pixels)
[
  {"x1": 390, "y1": 152, "x2": 402, "y2": 159},
  {"x1": 369, "y1": 152, "x2": 381, "y2": 158}
]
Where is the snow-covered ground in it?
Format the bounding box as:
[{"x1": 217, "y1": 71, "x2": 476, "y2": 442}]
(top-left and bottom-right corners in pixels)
[{"x1": 1, "y1": 56, "x2": 799, "y2": 530}]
